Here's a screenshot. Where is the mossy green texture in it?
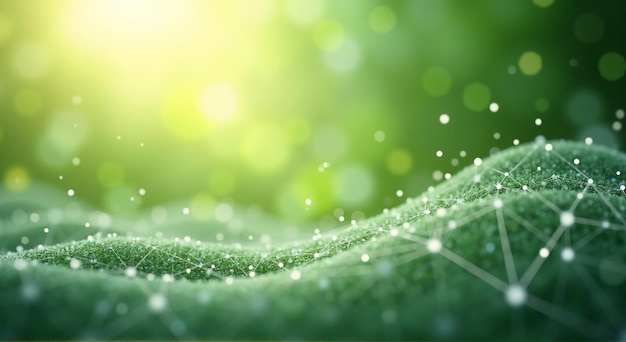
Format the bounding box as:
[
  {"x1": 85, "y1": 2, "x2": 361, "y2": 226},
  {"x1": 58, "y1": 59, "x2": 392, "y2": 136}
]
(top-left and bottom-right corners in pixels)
[{"x1": 1, "y1": 140, "x2": 625, "y2": 340}]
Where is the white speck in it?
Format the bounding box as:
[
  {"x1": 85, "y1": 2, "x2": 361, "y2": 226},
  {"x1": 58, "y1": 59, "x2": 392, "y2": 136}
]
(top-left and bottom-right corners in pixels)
[
  {"x1": 225, "y1": 277, "x2": 234, "y2": 285},
  {"x1": 426, "y1": 238, "x2": 442, "y2": 253},
  {"x1": 374, "y1": 130, "x2": 386, "y2": 142},
  {"x1": 561, "y1": 247, "x2": 575, "y2": 262},
  {"x1": 535, "y1": 118, "x2": 542, "y2": 126},
  {"x1": 544, "y1": 143, "x2": 553, "y2": 151},
  {"x1": 602, "y1": 221, "x2": 610, "y2": 229},
  {"x1": 72, "y1": 157, "x2": 81, "y2": 166},
  {"x1": 439, "y1": 114, "x2": 450, "y2": 125},
  {"x1": 67, "y1": 189, "x2": 75, "y2": 197},
  {"x1": 305, "y1": 198, "x2": 312, "y2": 206},
  {"x1": 43, "y1": 227, "x2": 49, "y2": 233},
  {"x1": 495, "y1": 183, "x2": 502, "y2": 190},
  {"x1": 513, "y1": 139, "x2": 520, "y2": 145},
  {"x1": 560, "y1": 211, "x2": 575, "y2": 227},
  {"x1": 448, "y1": 220, "x2": 457, "y2": 230},
  {"x1": 139, "y1": 188, "x2": 146, "y2": 196},
  {"x1": 338, "y1": 216, "x2": 344, "y2": 222},
  {"x1": 539, "y1": 248, "x2": 550, "y2": 258},
  {"x1": 473, "y1": 158, "x2": 483, "y2": 166},
  {"x1": 493, "y1": 198, "x2": 503, "y2": 208},
  {"x1": 361, "y1": 254, "x2": 370, "y2": 262},
  {"x1": 290, "y1": 270, "x2": 301, "y2": 280},
  {"x1": 573, "y1": 158, "x2": 580, "y2": 165},
  {"x1": 72, "y1": 95, "x2": 82, "y2": 105},
  {"x1": 505, "y1": 285, "x2": 527, "y2": 307},
  {"x1": 436, "y1": 150, "x2": 443, "y2": 157},
  {"x1": 617, "y1": 109, "x2": 625, "y2": 119},
  {"x1": 395, "y1": 190, "x2": 403, "y2": 197},
  {"x1": 489, "y1": 102, "x2": 499, "y2": 112},
  {"x1": 584, "y1": 137, "x2": 593, "y2": 145},
  {"x1": 587, "y1": 178, "x2": 594, "y2": 185},
  {"x1": 70, "y1": 258, "x2": 81, "y2": 269},
  {"x1": 620, "y1": 185, "x2": 625, "y2": 191},
  {"x1": 182, "y1": 207, "x2": 190, "y2": 215},
  {"x1": 522, "y1": 185, "x2": 528, "y2": 191},
  {"x1": 125, "y1": 267, "x2": 137, "y2": 277},
  {"x1": 149, "y1": 294, "x2": 167, "y2": 312},
  {"x1": 249, "y1": 271, "x2": 256, "y2": 278}
]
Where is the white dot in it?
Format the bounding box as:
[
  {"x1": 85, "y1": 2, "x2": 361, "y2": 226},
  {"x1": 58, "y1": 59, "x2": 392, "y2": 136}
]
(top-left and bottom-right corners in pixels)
[
  {"x1": 139, "y1": 188, "x2": 146, "y2": 196},
  {"x1": 72, "y1": 157, "x2": 81, "y2": 166},
  {"x1": 43, "y1": 227, "x2": 49, "y2": 233},
  {"x1": 125, "y1": 267, "x2": 137, "y2": 278},
  {"x1": 473, "y1": 158, "x2": 483, "y2": 166},
  {"x1": 290, "y1": 270, "x2": 301, "y2": 280},
  {"x1": 544, "y1": 143, "x2": 553, "y2": 151},
  {"x1": 374, "y1": 130, "x2": 386, "y2": 142},
  {"x1": 182, "y1": 207, "x2": 190, "y2": 215},
  {"x1": 560, "y1": 211, "x2": 575, "y2": 227},
  {"x1": 72, "y1": 95, "x2": 82, "y2": 105},
  {"x1": 439, "y1": 114, "x2": 450, "y2": 124},
  {"x1": 67, "y1": 189, "x2": 75, "y2": 197},
  {"x1": 505, "y1": 285, "x2": 527, "y2": 307},
  {"x1": 493, "y1": 198, "x2": 503, "y2": 209},
  {"x1": 436, "y1": 150, "x2": 443, "y2": 157},
  {"x1": 426, "y1": 238, "x2": 442, "y2": 253},
  {"x1": 513, "y1": 139, "x2": 520, "y2": 145},
  {"x1": 69, "y1": 258, "x2": 81, "y2": 269},
  {"x1": 305, "y1": 198, "x2": 312, "y2": 206},
  {"x1": 278, "y1": 262, "x2": 284, "y2": 268},
  {"x1": 620, "y1": 185, "x2": 625, "y2": 191},
  {"x1": 522, "y1": 185, "x2": 528, "y2": 191},
  {"x1": 535, "y1": 118, "x2": 542, "y2": 126},
  {"x1": 149, "y1": 294, "x2": 167, "y2": 312},
  {"x1": 489, "y1": 102, "x2": 499, "y2": 112},
  {"x1": 361, "y1": 254, "x2": 370, "y2": 262},
  {"x1": 539, "y1": 247, "x2": 550, "y2": 258},
  {"x1": 573, "y1": 158, "x2": 580, "y2": 165},
  {"x1": 249, "y1": 271, "x2": 256, "y2": 278},
  {"x1": 587, "y1": 178, "x2": 594, "y2": 185},
  {"x1": 584, "y1": 137, "x2": 593, "y2": 145},
  {"x1": 561, "y1": 247, "x2": 575, "y2": 262},
  {"x1": 495, "y1": 183, "x2": 502, "y2": 190},
  {"x1": 395, "y1": 190, "x2": 403, "y2": 197}
]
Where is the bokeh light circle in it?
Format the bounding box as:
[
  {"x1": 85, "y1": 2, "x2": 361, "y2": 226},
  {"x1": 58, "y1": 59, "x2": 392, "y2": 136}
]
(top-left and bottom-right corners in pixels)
[
  {"x1": 369, "y1": 6, "x2": 396, "y2": 34},
  {"x1": 574, "y1": 12, "x2": 605, "y2": 44},
  {"x1": 422, "y1": 67, "x2": 452, "y2": 97},
  {"x1": 598, "y1": 52, "x2": 626, "y2": 81},
  {"x1": 242, "y1": 123, "x2": 290, "y2": 173},
  {"x1": 518, "y1": 51, "x2": 542, "y2": 76},
  {"x1": 463, "y1": 82, "x2": 492, "y2": 112}
]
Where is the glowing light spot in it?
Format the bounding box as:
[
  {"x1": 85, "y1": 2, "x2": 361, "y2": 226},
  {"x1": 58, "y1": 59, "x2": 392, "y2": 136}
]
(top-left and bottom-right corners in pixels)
[
  {"x1": 125, "y1": 267, "x2": 137, "y2": 278},
  {"x1": 587, "y1": 178, "x2": 594, "y2": 185},
  {"x1": 369, "y1": 5, "x2": 396, "y2": 33},
  {"x1": 561, "y1": 247, "x2": 575, "y2": 262},
  {"x1": 138, "y1": 188, "x2": 146, "y2": 196},
  {"x1": 4, "y1": 165, "x2": 30, "y2": 192},
  {"x1": 473, "y1": 158, "x2": 483, "y2": 166},
  {"x1": 305, "y1": 198, "x2": 312, "y2": 206},
  {"x1": 560, "y1": 211, "x2": 575, "y2": 227},
  {"x1": 539, "y1": 248, "x2": 550, "y2": 258},
  {"x1": 199, "y1": 83, "x2": 239, "y2": 122},
  {"x1": 69, "y1": 258, "x2": 81, "y2": 269},
  {"x1": 12, "y1": 42, "x2": 50, "y2": 79},
  {"x1": 395, "y1": 190, "x2": 403, "y2": 197},
  {"x1": 489, "y1": 103, "x2": 499, "y2": 112},
  {"x1": 67, "y1": 189, "x2": 75, "y2": 197},
  {"x1": 585, "y1": 137, "x2": 593, "y2": 145},
  {"x1": 361, "y1": 254, "x2": 370, "y2": 262},
  {"x1": 386, "y1": 149, "x2": 413, "y2": 175},
  {"x1": 439, "y1": 114, "x2": 450, "y2": 124},
  {"x1": 544, "y1": 143, "x2": 553, "y2": 151},
  {"x1": 505, "y1": 285, "x2": 527, "y2": 307},
  {"x1": 493, "y1": 198, "x2": 503, "y2": 209},
  {"x1": 374, "y1": 130, "x2": 386, "y2": 142},
  {"x1": 290, "y1": 270, "x2": 301, "y2": 280},
  {"x1": 573, "y1": 158, "x2": 580, "y2": 165},
  {"x1": 598, "y1": 52, "x2": 626, "y2": 81},
  {"x1": 426, "y1": 238, "x2": 442, "y2": 253},
  {"x1": 436, "y1": 150, "x2": 443, "y2": 157},
  {"x1": 463, "y1": 82, "x2": 491, "y2": 112},
  {"x1": 423, "y1": 67, "x2": 452, "y2": 97},
  {"x1": 518, "y1": 51, "x2": 542, "y2": 76},
  {"x1": 535, "y1": 118, "x2": 543, "y2": 126},
  {"x1": 149, "y1": 294, "x2": 167, "y2": 312}
]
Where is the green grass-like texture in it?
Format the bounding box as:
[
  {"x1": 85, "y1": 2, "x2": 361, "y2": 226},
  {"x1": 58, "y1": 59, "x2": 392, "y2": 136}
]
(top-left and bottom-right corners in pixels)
[{"x1": 1, "y1": 140, "x2": 626, "y2": 340}]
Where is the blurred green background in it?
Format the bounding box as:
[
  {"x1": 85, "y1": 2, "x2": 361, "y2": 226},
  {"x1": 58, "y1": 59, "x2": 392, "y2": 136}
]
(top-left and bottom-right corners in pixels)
[{"x1": 1, "y1": 0, "x2": 625, "y2": 225}]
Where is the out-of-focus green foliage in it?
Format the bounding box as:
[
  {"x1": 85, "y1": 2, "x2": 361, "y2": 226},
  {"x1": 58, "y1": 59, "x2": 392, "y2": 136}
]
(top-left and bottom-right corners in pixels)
[{"x1": 0, "y1": 0, "x2": 625, "y2": 225}]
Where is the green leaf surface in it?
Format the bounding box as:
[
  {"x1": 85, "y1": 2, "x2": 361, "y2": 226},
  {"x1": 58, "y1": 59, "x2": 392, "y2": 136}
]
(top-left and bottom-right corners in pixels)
[{"x1": 1, "y1": 140, "x2": 626, "y2": 340}]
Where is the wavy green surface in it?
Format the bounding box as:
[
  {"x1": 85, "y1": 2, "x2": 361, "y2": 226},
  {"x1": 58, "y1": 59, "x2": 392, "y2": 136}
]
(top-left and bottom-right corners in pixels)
[{"x1": 1, "y1": 140, "x2": 626, "y2": 340}]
